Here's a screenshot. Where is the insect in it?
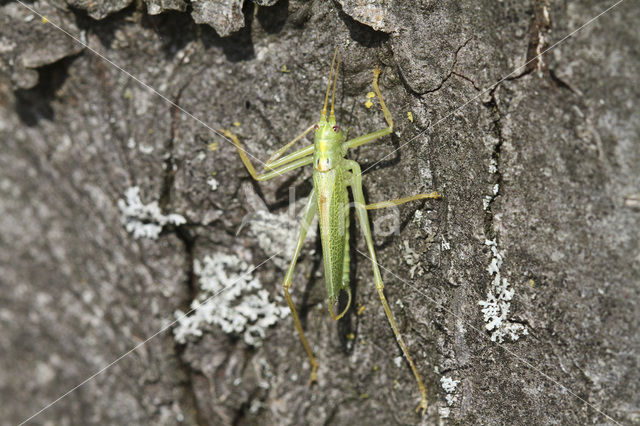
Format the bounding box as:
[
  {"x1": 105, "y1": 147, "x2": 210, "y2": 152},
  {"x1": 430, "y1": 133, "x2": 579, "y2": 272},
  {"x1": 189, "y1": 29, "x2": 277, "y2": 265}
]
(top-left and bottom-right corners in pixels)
[{"x1": 222, "y1": 49, "x2": 440, "y2": 414}]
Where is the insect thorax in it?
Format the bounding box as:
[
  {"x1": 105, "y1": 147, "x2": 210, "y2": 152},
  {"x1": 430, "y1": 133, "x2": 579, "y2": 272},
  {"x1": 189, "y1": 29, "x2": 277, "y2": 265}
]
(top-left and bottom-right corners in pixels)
[{"x1": 313, "y1": 122, "x2": 344, "y2": 172}]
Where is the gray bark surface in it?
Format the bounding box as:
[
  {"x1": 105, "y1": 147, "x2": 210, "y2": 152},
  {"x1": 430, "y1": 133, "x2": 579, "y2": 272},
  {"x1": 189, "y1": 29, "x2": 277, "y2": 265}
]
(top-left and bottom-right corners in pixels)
[{"x1": 1, "y1": 0, "x2": 638, "y2": 425}]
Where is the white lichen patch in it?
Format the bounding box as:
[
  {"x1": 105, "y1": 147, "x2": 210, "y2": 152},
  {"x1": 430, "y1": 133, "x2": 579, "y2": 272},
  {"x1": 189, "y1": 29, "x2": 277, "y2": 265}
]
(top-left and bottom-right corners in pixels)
[
  {"x1": 118, "y1": 186, "x2": 186, "y2": 239},
  {"x1": 439, "y1": 406, "x2": 451, "y2": 418},
  {"x1": 393, "y1": 356, "x2": 403, "y2": 368},
  {"x1": 139, "y1": 144, "x2": 154, "y2": 154},
  {"x1": 488, "y1": 158, "x2": 498, "y2": 174},
  {"x1": 402, "y1": 240, "x2": 424, "y2": 278},
  {"x1": 245, "y1": 209, "x2": 314, "y2": 269},
  {"x1": 235, "y1": 184, "x2": 317, "y2": 269},
  {"x1": 239, "y1": 187, "x2": 316, "y2": 269},
  {"x1": 483, "y1": 183, "x2": 500, "y2": 211},
  {"x1": 441, "y1": 235, "x2": 451, "y2": 251},
  {"x1": 412, "y1": 209, "x2": 423, "y2": 224},
  {"x1": 483, "y1": 195, "x2": 493, "y2": 210},
  {"x1": 441, "y1": 376, "x2": 461, "y2": 406},
  {"x1": 173, "y1": 253, "x2": 288, "y2": 346},
  {"x1": 207, "y1": 177, "x2": 219, "y2": 191},
  {"x1": 478, "y1": 239, "x2": 528, "y2": 342}
]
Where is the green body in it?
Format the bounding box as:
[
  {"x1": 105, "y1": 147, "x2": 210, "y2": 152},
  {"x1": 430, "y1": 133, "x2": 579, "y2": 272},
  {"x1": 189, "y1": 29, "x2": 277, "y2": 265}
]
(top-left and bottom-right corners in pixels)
[{"x1": 312, "y1": 116, "x2": 352, "y2": 317}]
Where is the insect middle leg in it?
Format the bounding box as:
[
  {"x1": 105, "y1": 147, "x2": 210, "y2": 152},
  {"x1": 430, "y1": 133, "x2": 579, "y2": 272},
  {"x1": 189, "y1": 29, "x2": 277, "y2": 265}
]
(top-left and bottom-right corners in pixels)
[
  {"x1": 366, "y1": 192, "x2": 441, "y2": 210},
  {"x1": 282, "y1": 189, "x2": 320, "y2": 385},
  {"x1": 346, "y1": 159, "x2": 429, "y2": 414},
  {"x1": 341, "y1": 66, "x2": 441, "y2": 213}
]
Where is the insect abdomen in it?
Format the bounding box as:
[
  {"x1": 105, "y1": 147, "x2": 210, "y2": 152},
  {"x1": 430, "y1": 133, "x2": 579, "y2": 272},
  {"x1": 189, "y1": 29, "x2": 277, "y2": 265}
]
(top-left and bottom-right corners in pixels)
[{"x1": 313, "y1": 169, "x2": 349, "y2": 305}]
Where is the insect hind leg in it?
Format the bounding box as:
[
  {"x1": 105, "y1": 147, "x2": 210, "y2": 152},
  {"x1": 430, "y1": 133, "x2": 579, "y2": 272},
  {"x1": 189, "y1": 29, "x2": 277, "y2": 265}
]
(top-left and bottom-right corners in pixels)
[
  {"x1": 347, "y1": 159, "x2": 429, "y2": 414},
  {"x1": 282, "y1": 190, "x2": 319, "y2": 385}
]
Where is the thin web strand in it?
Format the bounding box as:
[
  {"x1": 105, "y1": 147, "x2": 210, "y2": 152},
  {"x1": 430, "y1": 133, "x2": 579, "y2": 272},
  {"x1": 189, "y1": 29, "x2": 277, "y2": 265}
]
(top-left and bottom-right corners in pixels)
[
  {"x1": 359, "y1": 0, "x2": 627, "y2": 178},
  {"x1": 18, "y1": 251, "x2": 283, "y2": 425},
  {"x1": 355, "y1": 249, "x2": 621, "y2": 425},
  {"x1": 15, "y1": 0, "x2": 268, "y2": 168}
]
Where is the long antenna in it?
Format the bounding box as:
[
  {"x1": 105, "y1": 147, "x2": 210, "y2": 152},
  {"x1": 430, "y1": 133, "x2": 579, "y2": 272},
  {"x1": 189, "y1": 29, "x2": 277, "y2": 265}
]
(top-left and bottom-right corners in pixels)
[
  {"x1": 322, "y1": 47, "x2": 339, "y2": 117},
  {"x1": 330, "y1": 50, "x2": 342, "y2": 118}
]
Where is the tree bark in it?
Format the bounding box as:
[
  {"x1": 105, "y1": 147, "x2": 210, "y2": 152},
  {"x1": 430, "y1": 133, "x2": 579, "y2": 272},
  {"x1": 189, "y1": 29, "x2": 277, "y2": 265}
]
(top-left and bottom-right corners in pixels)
[{"x1": 1, "y1": 0, "x2": 638, "y2": 424}]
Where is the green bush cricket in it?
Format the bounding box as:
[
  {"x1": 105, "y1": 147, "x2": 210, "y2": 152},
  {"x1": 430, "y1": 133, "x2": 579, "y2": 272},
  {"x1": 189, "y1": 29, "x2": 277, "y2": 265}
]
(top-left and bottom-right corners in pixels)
[{"x1": 222, "y1": 49, "x2": 440, "y2": 414}]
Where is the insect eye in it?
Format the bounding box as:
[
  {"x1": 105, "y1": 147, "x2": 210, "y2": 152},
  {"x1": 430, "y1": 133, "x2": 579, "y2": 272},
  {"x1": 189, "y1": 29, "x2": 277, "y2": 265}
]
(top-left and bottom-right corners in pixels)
[
  {"x1": 314, "y1": 124, "x2": 319, "y2": 131},
  {"x1": 332, "y1": 125, "x2": 339, "y2": 132}
]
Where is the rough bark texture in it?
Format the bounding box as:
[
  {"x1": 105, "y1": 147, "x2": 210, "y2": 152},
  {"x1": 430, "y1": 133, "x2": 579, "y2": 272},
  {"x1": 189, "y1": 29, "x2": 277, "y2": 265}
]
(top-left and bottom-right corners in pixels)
[{"x1": 1, "y1": 0, "x2": 638, "y2": 425}]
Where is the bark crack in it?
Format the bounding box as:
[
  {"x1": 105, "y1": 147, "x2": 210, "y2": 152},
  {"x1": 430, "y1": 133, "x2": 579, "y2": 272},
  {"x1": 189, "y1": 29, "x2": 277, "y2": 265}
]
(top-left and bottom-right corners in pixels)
[
  {"x1": 451, "y1": 71, "x2": 480, "y2": 91},
  {"x1": 423, "y1": 37, "x2": 473, "y2": 94},
  {"x1": 393, "y1": 37, "x2": 473, "y2": 97},
  {"x1": 157, "y1": 83, "x2": 205, "y2": 424},
  {"x1": 482, "y1": 90, "x2": 504, "y2": 241}
]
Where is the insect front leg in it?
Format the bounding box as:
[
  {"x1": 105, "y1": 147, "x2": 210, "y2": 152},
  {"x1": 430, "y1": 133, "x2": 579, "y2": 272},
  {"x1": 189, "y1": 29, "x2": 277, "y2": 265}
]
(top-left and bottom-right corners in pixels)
[
  {"x1": 346, "y1": 160, "x2": 429, "y2": 415},
  {"x1": 221, "y1": 129, "x2": 313, "y2": 181},
  {"x1": 343, "y1": 66, "x2": 394, "y2": 152},
  {"x1": 265, "y1": 123, "x2": 316, "y2": 166},
  {"x1": 282, "y1": 189, "x2": 320, "y2": 385}
]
